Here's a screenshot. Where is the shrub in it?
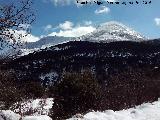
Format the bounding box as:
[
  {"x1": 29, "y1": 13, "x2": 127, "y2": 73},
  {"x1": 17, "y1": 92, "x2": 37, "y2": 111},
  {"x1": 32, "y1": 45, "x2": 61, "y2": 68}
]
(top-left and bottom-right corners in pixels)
[
  {"x1": 0, "y1": 69, "x2": 46, "y2": 109},
  {"x1": 50, "y1": 70, "x2": 102, "y2": 119},
  {"x1": 0, "y1": 70, "x2": 23, "y2": 109},
  {"x1": 104, "y1": 67, "x2": 160, "y2": 110},
  {"x1": 22, "y1": 81, "x2": 45, "y2": 99}
]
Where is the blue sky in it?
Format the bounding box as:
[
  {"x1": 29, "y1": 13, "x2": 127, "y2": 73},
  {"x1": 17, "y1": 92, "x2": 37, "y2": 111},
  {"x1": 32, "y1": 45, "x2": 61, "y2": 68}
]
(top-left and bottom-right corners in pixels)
[{"x1": 2, "y1": 0, "x2": 160, "y2": 41}]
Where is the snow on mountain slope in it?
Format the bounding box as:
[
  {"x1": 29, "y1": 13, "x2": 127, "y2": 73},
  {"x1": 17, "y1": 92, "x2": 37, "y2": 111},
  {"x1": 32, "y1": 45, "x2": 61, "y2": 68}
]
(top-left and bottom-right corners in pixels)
[
  {"x1": 77, "y1": 21, "x2": 147, "y2": 42},
  {"x1": 0, "y1": 36, "x2": 73, "y2": 58},
  {"x1": 20, "y1": 36, "x2": 73, "y2": 56},
  {"x1": 26, "y1": 36, "x2": 73, "y2": 49},
  {"x1": 69, "y1": 99, "x2": 160, "y2": 120}
]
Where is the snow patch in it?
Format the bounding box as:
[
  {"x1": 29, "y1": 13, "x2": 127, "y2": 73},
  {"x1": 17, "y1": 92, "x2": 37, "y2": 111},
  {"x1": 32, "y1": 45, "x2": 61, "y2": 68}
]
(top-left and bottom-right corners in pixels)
[
  {"x1": 0, "y1": 110, "x2": 20, "y2": 120},
  {"x1": 69, "y1": 99, "x2": 160, "y2": 120},
  {"x1": 11, "y1": 98, "x2": 54, "y2": 116},
  {"x1": 23, "y1": 115, "x2": 52, "y2": 120},
  {"x1": 39, "y1": 71, "x2": 58, "y2": 85},
  {"x1": 0, "y1": 111, "x2": 52, "y2": 120}
]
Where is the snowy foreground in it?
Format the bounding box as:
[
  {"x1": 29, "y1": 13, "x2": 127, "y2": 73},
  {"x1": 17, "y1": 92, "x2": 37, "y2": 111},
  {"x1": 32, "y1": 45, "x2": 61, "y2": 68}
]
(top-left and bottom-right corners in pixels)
[
  {"x1": 0, "y1": 98, "x2": 53, "y2": 120},
  {"x1": 69, "y1": 99, "x2": 160, "y2": 120},
  {"x1": 0, "y1": 111, "x2": 52, "y2": 120},
  {"x1": 0, "y1": 110, "x2": 52, "y2": 120},
  {"x1": 1, "y1": 99, "x2": 160, "y2": 120}
]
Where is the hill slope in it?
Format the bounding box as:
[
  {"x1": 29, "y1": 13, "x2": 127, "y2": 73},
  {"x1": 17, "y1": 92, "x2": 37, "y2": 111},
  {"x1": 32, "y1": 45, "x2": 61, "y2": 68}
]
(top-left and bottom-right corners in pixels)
[{"x1": 3, "y1": 39, "x2": 160, "y2": 84}]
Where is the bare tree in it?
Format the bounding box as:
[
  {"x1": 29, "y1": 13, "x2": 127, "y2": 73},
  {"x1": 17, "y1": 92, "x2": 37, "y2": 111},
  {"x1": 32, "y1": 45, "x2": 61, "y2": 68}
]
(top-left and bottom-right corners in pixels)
[{"x1": 0, "y1": 0, "x2": 35, "y2": 49}]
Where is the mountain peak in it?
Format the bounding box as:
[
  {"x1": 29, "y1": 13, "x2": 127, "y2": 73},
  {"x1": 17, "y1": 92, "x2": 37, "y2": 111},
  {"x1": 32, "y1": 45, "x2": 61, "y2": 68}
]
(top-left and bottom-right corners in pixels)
[
  {"x1": 100, "y1": 21, "x2": 125, "y2": 27},
  {"x1": 98, "y1": 21, "x2": 131, "y2": 32},
  {"x1": 78, "y1": 21, "x2": 147, "y2": 42}
]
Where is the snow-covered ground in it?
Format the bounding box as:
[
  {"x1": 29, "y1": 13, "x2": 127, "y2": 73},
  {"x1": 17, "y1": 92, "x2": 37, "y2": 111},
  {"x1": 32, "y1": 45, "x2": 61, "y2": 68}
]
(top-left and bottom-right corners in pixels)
[
  {"x1": 0, "y1": 98, "x2": 53, "y2": 120},
  {"x1": 1, "y1": 99, "x2": 160, "y2": 120},
  {"x1": 0, "y1": 110, "x2": 52, "y2": 120},
  {"x1": 69, "y1": 99, "x2": 160, "y2": 120},
  {"x1": 11, "y1": 98, "x2": 54, "y2": 116},
  {"x1": 0, "y1": 110, "x2": 21, "y2": 120},
  {"x1": 23, "y1": 115, "x2": 52, "y2": 120}
]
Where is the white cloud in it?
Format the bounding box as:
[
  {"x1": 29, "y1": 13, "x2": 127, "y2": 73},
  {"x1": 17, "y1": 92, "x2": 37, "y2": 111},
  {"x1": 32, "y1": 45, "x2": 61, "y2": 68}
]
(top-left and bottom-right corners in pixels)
[
  {"x1": 14, "y1": 30, "x2": 39, "y2": 42},
  {"x1": 48, "y1": 21, "x2": 96, "y2": 37},
  {"x1": 8, "y1": 24, "x2": 38, "y2": 43},
  {"x1": 84, "y1": 21, "x2": 93, "y2": 26},
  {"x1": 95, "y1": 6, "x2": 110, "y2": 14},
  {"x1": 23, "y1": 34, "x2": 39, "y2": 42},
  {"x1": 48, "y1": 26, "x2": 95, "y2": 37},
  {"x1": 59, "y1": 21, "x2": 74, "y2": 30},
  {"x1": 44, "y1": 24, "x2": 53, "y2": 31},
  {"x1": 155, "y1": 18, "x2": 160, "y2": 26},
  {"x1": 2, "y1": 29, "x2": 40, "y2": 43}
]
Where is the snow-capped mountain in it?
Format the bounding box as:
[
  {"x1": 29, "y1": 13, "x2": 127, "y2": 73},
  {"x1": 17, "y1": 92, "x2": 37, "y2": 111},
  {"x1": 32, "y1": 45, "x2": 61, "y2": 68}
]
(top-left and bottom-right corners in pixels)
[
  {"x1": 0, "y1": 36, "x2": 74, "y2": 58},
  {"x1": 77, "y1": 21, "x2": 147, "y2": 42},
  {"x1": 26, "y1": 36, "x2": 73, "y2": 49},
  {"x1": 20, "y1": 36, "x2": 73, "y2": 56},
  {"x1": 0, "y1": 21, "x2": 149, "y2": 59},
  {"x1": 25, "y1": 21, "x2": 147, "y2": 52}
]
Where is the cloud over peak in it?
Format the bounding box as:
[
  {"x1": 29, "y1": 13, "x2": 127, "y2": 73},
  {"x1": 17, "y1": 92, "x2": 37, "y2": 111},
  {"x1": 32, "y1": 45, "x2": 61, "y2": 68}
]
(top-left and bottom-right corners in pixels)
[
  {"x1": 44, "y1": 24, "x2": 53, "y2": 32},
  {"x1": 59, "y1": 21, "x2": 74, "y2": 30},
  {"x1": 48, "y1": 21, "x2": 96, "y2": 37}
]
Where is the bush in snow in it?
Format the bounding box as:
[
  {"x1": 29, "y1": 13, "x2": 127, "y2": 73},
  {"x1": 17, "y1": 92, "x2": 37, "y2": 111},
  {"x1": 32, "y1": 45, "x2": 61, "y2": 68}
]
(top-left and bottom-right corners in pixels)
[
  {"x1": 0, "y1": 69, "x2": 46, "y2": 110},
  {"x1": 49, "y1": 70, "x2": 102, "y2": 119},
  {"x1": 21, "y1": 81, "x2": 45, "y2": 99},
  {"x1": 101, "y1": 67, "x2": 160, "y2": 110},
  {"x1": 10, "y1": 98, "x2": 53, "y2": 117},
  {"x1": 0, "y1": 70, "x2": 24, "y2": 109}
]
